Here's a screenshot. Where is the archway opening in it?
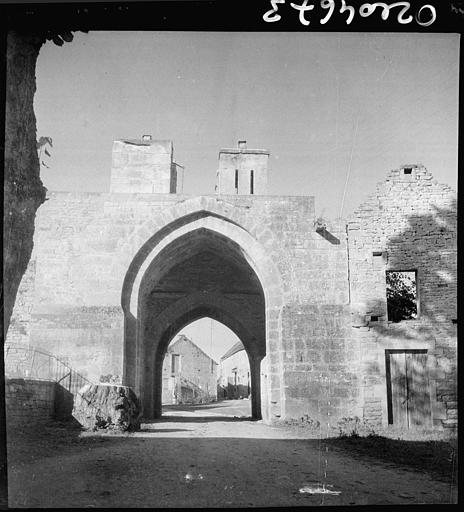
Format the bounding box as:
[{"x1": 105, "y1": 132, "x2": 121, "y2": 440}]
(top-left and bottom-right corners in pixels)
[
  {"x1": 137, "y1": 227, "x2": 266, "y2": 420},
  {"x1": 160, "y1": 318, "x2": 252, "y2": 420}
]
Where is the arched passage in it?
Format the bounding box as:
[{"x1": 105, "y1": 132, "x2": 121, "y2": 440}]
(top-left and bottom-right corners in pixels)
[
  {"x1": 152, "y1": 304, "x2": 263, "y2": 419},
  {"x1": 140, "y1": 229, "x2": 265, "y2": 419},
  {"x1": 122, "y1": 211, "x2": 285, "y2": 422}
]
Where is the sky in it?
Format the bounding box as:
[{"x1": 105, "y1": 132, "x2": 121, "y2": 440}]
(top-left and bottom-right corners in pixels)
[{"x1": 34, "y1": 31, "x2": 459, "y2": 360}]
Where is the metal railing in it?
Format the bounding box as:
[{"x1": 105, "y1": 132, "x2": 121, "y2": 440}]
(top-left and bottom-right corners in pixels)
[
  {"x1": 179, "y1": 375, "x2": 215, "y2": 403},
  {"x1": 4, "y1": 343, "x2": 91, "y2": 396}
]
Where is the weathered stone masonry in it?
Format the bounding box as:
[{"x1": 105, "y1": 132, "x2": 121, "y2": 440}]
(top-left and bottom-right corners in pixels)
[
  {"x1": 347, "y1": 165, "x2": 457, "y2": 430},
  {"x1": 6, "y1": 138, "x2": 456, "y2": 430},
  {"x1": 2, "y1": 29, "x2": 454, "y2": 430},
  {"x1": 5, "y1": 379, "x2": 56, "y2": 424}
]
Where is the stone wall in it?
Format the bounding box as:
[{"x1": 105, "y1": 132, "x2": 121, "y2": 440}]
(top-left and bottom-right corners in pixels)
[
  {"x1": 347, "y1": 165, "x2": 457, "y2": 430},
  {"x1": 282, "y1": 304, "x2": 360, "y2": 423},
  {"x1": 6, "y1": 165, "x2": 456, "y2": 428},
  {"x1": 8, "y1": 192, "x2": 317, "y2": 387},
  {"x1": 5, "y1": 379, "x2": 56, "y2": 424}
]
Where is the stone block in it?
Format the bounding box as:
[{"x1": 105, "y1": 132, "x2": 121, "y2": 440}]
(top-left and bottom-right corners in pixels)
[
  {"x1": 73, "y1": 384, "x2": 142, "y2": 431},
  {"x1": 431, "y1": 402, "x2": 447, "y2": 420}
]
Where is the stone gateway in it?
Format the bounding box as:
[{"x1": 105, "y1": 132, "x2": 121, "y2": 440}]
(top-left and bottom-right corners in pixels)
[{"x1": 7, "y1": 138, "x2": 457, "y2": 431}]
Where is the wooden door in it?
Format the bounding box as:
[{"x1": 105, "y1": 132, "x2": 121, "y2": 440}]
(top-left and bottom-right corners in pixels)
[
  {"x1": 406, "y1": 352, "x2": 432, "y2": 427},
  {"x1": 388, "y1": 351, "x2": 409, "y2": 427},
  {"x1": 386, "y1": 350, "x2": 431, "y2": 428}
]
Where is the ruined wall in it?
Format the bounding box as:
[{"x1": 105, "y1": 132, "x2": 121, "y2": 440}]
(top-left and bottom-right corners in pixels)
[
  {"x1": 3, "y1": 31, "x2": 46, "y2": 335},
  {"x1": 347, "y1": 165, "x2": 457, "y2": 430}
]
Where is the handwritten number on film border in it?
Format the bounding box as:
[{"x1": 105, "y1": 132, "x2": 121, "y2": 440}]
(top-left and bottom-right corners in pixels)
[
  {"x1": 263, "y1": 0, "x2": 286, "y2": 22},
  {"x1": 263, "y1": 1, "x2": 436, "y2": 26}
]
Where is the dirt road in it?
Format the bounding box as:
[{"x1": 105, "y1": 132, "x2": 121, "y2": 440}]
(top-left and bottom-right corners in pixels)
[{"x1": 7, "y1": 401, "x2": 456, "y2": 507}]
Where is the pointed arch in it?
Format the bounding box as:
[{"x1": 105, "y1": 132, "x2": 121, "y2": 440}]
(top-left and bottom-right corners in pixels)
[
  {"x1": 142, "y1": 292, "x2": 264, "y2": 419},
  {"x1": 122, "y1": 211, "x2": 284, "y2": 317},
  {"x1": 121, "y1": 207, "x2": 285, "y2": 422}
]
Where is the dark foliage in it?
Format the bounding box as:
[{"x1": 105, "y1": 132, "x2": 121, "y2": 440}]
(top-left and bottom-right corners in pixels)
[{"x1": 386, "y1": 271, "x2": 417, "y2": 322}]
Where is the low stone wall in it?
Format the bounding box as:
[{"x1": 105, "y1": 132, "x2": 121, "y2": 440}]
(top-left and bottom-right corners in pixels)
[
  {"x1": 5, "y1": 379, "x2": 75, "y2": 426},
  {"x1": 5, "y1": 378, "x2": 56, "y2": 424}
]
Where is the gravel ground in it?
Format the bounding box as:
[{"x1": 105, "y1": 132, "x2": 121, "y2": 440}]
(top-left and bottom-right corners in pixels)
[{"x1": 6, "y1": 401, "x2": 458, "y2": 508}]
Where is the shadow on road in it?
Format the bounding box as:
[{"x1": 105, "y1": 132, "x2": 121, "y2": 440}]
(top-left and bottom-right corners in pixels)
[
  {"x1": 141, "y1": 427, "x2": 192, "y2": 433},
  {"x1": 148, "y1": 415, "x2": 253, "y2": 424},
  {"x1": 325, "y1": 435, "x2": 458, "y2": 483},
  {"x1": 6, "y1": 419, "x2": 458, "y2": 509}
]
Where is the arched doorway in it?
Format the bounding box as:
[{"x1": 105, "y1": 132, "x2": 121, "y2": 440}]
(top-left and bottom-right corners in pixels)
[
  {"x1": 160, "y1": 318, "x2": 254, "y2": 418},
  {"x1": 122, "y1": 210, "x2": 285, "y2": 422},
  {"x1": 140, "y1": 228, "x2": 265, "y2": 419},
  {"x1": 121, "y1": 209, "x2": 285, "y2": 420},
  {"x1": 160, "y1": 319, "x2": 247, "y2": 412}
]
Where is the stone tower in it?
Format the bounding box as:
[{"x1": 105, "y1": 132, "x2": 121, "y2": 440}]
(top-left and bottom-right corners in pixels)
[
  {"x1": 216, "y1": 140, "x2": 269, "y2": 195},
  {"x1": 110, "y1": 135, "x2": 184, "y2": 194}
]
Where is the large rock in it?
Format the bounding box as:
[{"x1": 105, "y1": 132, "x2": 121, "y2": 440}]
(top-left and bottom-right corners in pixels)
[{"x1": 73, "y1": 384, "x2": 142, "y2": 431}]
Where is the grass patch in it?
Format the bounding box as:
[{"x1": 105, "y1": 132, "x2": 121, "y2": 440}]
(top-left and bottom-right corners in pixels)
[{"x1": 273, "y1": 416, "x2": 457, "y2": 483}]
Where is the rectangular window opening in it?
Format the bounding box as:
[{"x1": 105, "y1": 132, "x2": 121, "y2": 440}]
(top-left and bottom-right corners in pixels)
[
  {"x1": 171, "y1": 354, "x2": 180, "y2": 374},
  {"x1": 403, "y1": 167, "x2": 413, "y2": 175},
  {"x1": 452, "y1": 319, "x2": 457, "y2": 324},
  {"x1": 386, "y1": 270, "x2": 418, "y2": 322},
  {"x1": 370, "y1": 315, "x2": 379, "y2": 322},
  {"x1": 250, "y1": 170, "x2": 254, "y2": 194},
  {"x1": 373, "y1": 251, "x2": 383, "y2": 257},
  {"x1": 235, "y1": 169, "x2": 239, "y2": 193}
]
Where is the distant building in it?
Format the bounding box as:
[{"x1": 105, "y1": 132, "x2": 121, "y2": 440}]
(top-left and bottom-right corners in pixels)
[
  {"x1": 218, "y1": 341, "x2": 250, "y2": 400},
  {"x1": 162, "y1": 334, "x2": 218, "y2": 405}
]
